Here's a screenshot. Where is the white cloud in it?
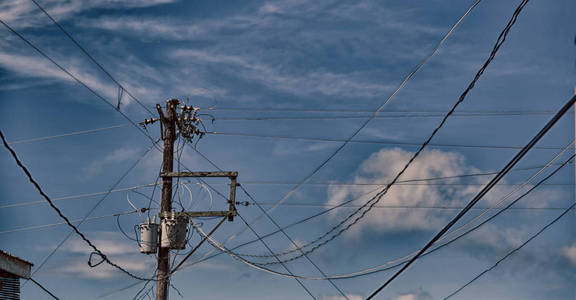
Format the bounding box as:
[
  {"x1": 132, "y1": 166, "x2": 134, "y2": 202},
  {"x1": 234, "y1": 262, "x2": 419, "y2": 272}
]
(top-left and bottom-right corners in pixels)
[
  {"x1": 390, "y1": 288, "x2": 431, "y2": 300},
  {"x1": 327, "y1": 148, "x2": 483, "y2": 234},
  {"x1": 561, "y1": 242, "x2": 576, "y2": 268}
]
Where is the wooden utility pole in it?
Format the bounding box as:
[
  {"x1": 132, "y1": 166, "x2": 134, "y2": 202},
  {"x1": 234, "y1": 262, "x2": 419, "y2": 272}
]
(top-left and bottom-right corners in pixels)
[{"x1": 156, "y1": 99, "x2": 179, "y2": 300}]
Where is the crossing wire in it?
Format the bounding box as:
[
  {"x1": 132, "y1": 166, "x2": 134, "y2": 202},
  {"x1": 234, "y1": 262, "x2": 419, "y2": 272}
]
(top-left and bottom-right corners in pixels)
[
  {"x1": 1, "y1": 15, "x2": 314, "y2": 297},
  {"x1": 204, "y1": 131, "x2": 565, "y2": 150},
  {"x1": 369, "y1": 9, "x2": 573, "y2": 300},
  {"x1": 0, "y1": 209, "x2": 141, "y2": 235},
  {"x1": 207, "y1": 107, "x2": 556, "y2": 114},
  {"x1": 181, "y1": 152, "x2": 574, "y2": 280},
  {"x1": 202, "y1": 0, "x2": 531, "y2": 267},
  {"x1": 210, "y1": 139, "x2": 574, "y2": 263},
  {"x1": 6, "y1": 122, "x2": 567, "y2": 150},
  {"x1": 28, "y1": 0, "x2": 155, "y2": 116},
  {"x1": 0, "y1": 130, "x2": 154, "y2": 281},
  {"x1": 444, "y1": 202, "x2": 576, "y2": 299},
  {"x1": 0, "y1": 19, "x2": 158, "y2": 146},
  {"x1": 229, "y1": 0, "x2": 483, "y2": 230},
  {"x1": 0, "y1": 161, "x2": 568, "y2": 210},
  {"x1": 30, "y1": 277, "x2": 60, "y2": 300},
  {"x1": 213, "y1": 111, "x2": 556, "y2": 121},
  {"x1": 0, "y1": 16, "x2": 176, "y2": 283}
]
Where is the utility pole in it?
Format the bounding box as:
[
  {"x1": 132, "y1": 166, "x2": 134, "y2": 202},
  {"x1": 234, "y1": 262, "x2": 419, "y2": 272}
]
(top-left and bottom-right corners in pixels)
[
  {"x1": 137, "y1": 99, "x2": 237, "y2": 300},
  {"x1": 156, "y1": 99, "x2": 178, "y2": 300}
]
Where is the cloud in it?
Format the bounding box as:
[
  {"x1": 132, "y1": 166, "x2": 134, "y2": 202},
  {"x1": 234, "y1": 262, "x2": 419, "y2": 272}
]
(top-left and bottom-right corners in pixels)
[
  {"x1": 54, "y1": 232, "x2": 156, "y2": 279},
  {"x1": 327, "y1": 148, "x2": 482, "y2": 234},
  {"x1": 170, "y1": 49, "x2": 392, "y2": 98},
  {"x1": 0, "y1": 0, "x2": 176, "y2": 28},
  {"x1": 389, "y1": 288, "x2": 432, "y2": 300},
  {"x1": 561, "y1": 242, "x2": 576, "y2": 268},
  {"x1": 0, "y1": 50, "x2": 121, "y2": 103},
  {"x1": 321, "y1": 294, "x2": 364, "y2": 300},
  {"x1": 456, "y1": 223, "x2": 527, "y2": 261},
  {"x1": 84, "y1": 147, "x2": 140, "y2": 177}
]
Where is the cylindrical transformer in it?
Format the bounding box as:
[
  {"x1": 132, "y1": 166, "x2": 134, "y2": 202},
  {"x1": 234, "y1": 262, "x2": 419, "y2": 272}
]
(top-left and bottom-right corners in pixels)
[
  {"x1": 139, "y1": 217, "x2": 158, "y2": 254},
  {"x1": 161, "y1": 212, "x2": 189, "y2": 249}
]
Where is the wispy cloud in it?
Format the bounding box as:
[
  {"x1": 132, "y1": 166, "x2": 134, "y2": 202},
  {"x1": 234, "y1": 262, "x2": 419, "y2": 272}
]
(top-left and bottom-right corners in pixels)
[
  {"x1": 170, "y1": 49, "x2": 393, "y2": 98},
  {"x1": 0, "y1": 0, "x2": 177, "y2": 28}
]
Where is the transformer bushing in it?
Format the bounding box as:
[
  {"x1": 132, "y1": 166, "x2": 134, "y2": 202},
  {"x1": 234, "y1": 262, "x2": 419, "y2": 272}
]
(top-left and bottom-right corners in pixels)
[
  {"x1": 139, "y1": 216, "x2": 158, "y2": 254},
  {"x1": 161, "y1": 212, "x2": 189, "y2": 249}
]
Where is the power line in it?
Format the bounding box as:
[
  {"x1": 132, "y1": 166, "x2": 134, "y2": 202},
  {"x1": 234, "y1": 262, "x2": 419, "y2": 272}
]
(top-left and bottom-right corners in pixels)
[
  {"x1": 7, "y1": 124, "x2": 131, "y2": 145},
  {"x1": 2, "y1": 161, "x2": 568, "y2": 210},
  {"x1": 207, "y1": 107, "x2": 556, "y2": 114},
  {"x1": 222, "y1": 140, "x2": 575, "y2": 263},
  {"x1": 367, "y1": 12, "x2": 569, "y2": 300},
  {"x1": 29, "y1": 277, "x2": 60, "y2": 300},
  {"x1": 172, "y1": 140, "x2": 571, "y2": 272},
  {"x1": 213, "y1": 111, "x2": 557, "y2": 121},
  {"x1": 444, "y1": 202, "x2": 575, "y2": 299},
  {"x1": 238, "y1": 186, "x2": 350, "y2": 299},
  {"x1": 232, "y1": 213, "x2": 317, "y2": 299},
  {"x1": 253, "y1": 203, "x2": 573, "y2": 211},
  {"x1": 205, "y1": 131, "x2": 565, "y2": 150},
  {"x1": 7, "y1": 121, "x2": 568, "y2": 150},
  {"x1": 181, "y1": 152, "x2": 574, "y2": 281},
  {"x1": 26, "y1": 141, "x2": 158, "y2": 283},
  {"x1": 215, "y1": 0, "x2": 533, "y2": 269},
  {"x1": 0, "y1": 182, "x2": 159, "y2": 209},
  {"x1": 0, "y1": 130, "x2": 155, "y2": 281},
  {"x1": 0, "y1": 19, "x2": 158, "y2": 147},
  {"x1": 28, "y1": 0, "x2": 154, "y2": 115},
  {"x1": 175, "y1": 154, "x2": 348, "y2": 297},
  {"x1": 227, "y1": 0, "x2": 483, "y2": 237},
  {"x1": 0, "y1": 209, "x2": 142, "y2": 235}
]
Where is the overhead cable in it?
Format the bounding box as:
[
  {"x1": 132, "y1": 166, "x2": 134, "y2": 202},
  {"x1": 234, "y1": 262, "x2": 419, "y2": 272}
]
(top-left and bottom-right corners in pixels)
[
  {"x1": 205, "y1": 131, "x2": 564, "y2": 150},
  {"x1": 1, "y1": 161, "x2": 567, "y2": 210},
  {"x1": 226, "y1": 0, "x2": 483, "y2": 236},
  {"x1": 186, "y1": 151, "x2": 574, "y2": 281},
  {"x1": 369, "y1": 16, "x2": 575, "y2": 300},
  {"x1": 220, "y1": 140, "x2": 574, "y2": 263},
  {"x1": 207, "y1": 108, "x2": 555, "y2": 114},
  {"x1": 28, "y1": 0, "x2": 154, "y2": 115},
  {"x1": 0, "y1": 209, "x2": 141, "y2": 234},
  {"x1": 444, "y1": 202, "x2": 575, "y2": 299},
  {"x1": 29, "y1": 277, "x2": 60, "y2": 300},
  {"x1": 214, "y1": 0, "x2": 532, "y2": 268},
  {"x1": 0, "y1": 130, "x2": 155, "y2": 281},
  {"x1": 214, "y1": 111, "x2": 555, "y2": 121},
  {"x1": 7, "y1": 124, "x2": 131, "y2": 145}
]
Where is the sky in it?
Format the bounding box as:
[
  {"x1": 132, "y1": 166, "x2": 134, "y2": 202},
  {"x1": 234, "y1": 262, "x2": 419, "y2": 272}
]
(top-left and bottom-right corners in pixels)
[{"x1": 0, "y1": 0, "x2": 575, "y2": 299}]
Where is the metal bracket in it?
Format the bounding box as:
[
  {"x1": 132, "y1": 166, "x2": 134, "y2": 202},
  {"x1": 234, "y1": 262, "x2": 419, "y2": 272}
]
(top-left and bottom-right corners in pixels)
[{"x1": 160, "y1": 171, "x2": 238, "y2": 221}]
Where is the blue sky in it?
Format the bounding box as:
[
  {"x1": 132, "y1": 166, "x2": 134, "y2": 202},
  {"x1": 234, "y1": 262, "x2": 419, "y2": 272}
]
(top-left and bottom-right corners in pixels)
[{"x1": 1, "y1": 0, "x2": 575, "y2": 299}]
